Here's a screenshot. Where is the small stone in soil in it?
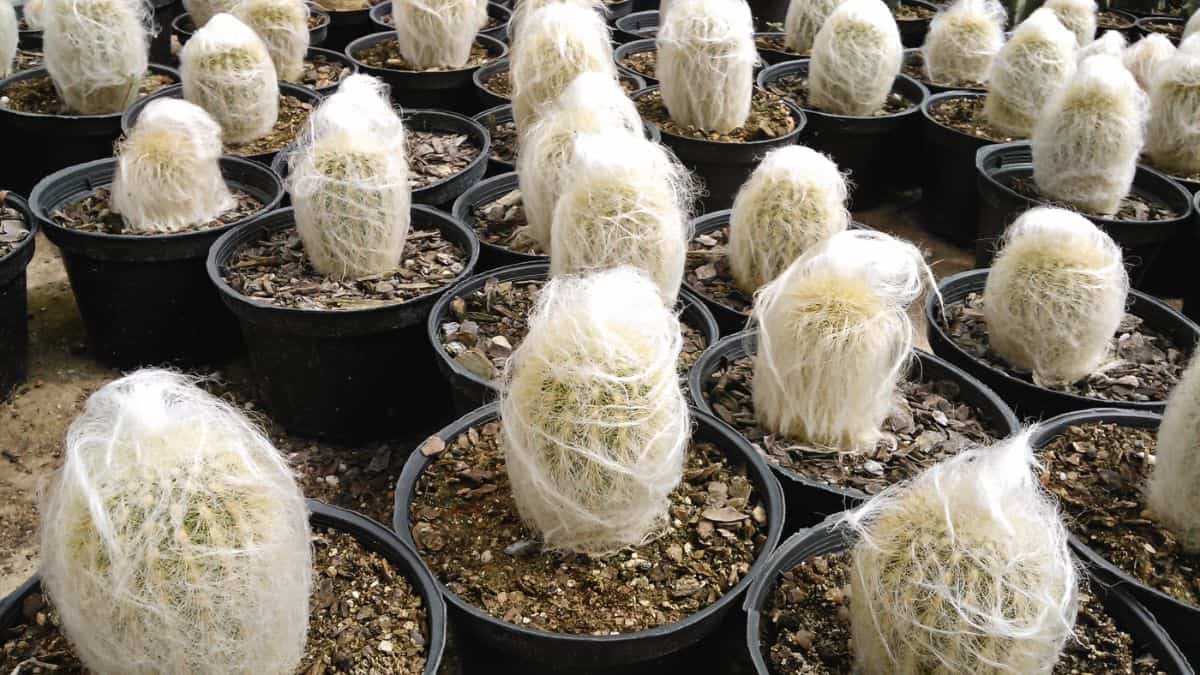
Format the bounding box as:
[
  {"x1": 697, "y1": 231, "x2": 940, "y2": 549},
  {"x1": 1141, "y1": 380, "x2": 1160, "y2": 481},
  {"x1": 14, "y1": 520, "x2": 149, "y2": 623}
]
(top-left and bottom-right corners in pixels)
[
  {"x1": 406, "y1": 130, "x2": 481, "y2": 188},
  {"x1": 638, "y1": 88, "x2": 796, "y2": 142},
  {"x1": 1003, "y1": 174, "x2": 1180, "y2": 222},
  {"x1": 51, "y1": 186, "x2": 264, "y2": 235},
  {"x1": 767, "y1": 74, "x2": 914, "y2": 117},
  {"x1": 225, "y1": 94, "x2": 314, "y2": 157},
  {"x1": 353, "y1": 39, "x2": 493, "y2": 71},
  {"x1": 685, "y1": 225, "x2": 752, "y2": 315},
  {"x1": 0, "y1": 71, "x2": 175, "y2": 115}
]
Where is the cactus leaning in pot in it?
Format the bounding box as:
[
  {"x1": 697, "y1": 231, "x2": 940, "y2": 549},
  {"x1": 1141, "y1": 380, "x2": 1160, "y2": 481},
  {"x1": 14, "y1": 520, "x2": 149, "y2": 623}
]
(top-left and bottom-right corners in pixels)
[
  {"x1": 0, "y1": 0, "x2": 15, "y2": 77},
  {"x1": 391, "y1": 0, "x2": 488, "y2": 70},
  {"x1": 921, "y1": 0, "x2": 1007, "y2": 87},
  {"x1": 288, "y1": 74, "x2": 411, "y2": 279},
  {"x1": 42, "y1": 0, "x2": 148, "y2": 113},
  {"x1": 843, "y1": 430, "x2": 1078, "y2": 672},
  {"x1": 1124, "y1": 33, "x2": 1176, "y2": 91},
  {"x1": 808, "y1": 0, "x2": 903, "y2": 116},
  {"x1": 1043, "y1": 0, "x2": 1096, "y2": 46},
  {"x1": 233, "y1": 0, "x2": 310, "y2": 82},
  {"x1": 1144, "y1": 38, "x2": 1200, "y2": 179},
  {"x1": 185, "y1": 0, "x2": 241, "y2": 27},
  {"x1": 783, "y1": 0, "x2": 846, "y2": 55},
  {"x1": 500, "y1": 266, "x2": 690, "y2": 555},
  {"x1": 39, "y1": 370, "x2": 312, "y2": 674},
  {"x1": 1146, "y1": 352, "x2": 1200, "y2": 553},
  {"x1": 180, "y1": 13, "x2": 279, "y2": 144},
  {"x1": 983, "y1": 8, "x2": 1077, "y2": 137},
  {"x1": 110, "y1": 98, "x2": 238, "y2": 233},
  {"x1": 727, "y1": 145, "x2": 850, "y2": 295},
  {"x1": 981, "y1": 207, "x2": 1128, "y2": 387}
]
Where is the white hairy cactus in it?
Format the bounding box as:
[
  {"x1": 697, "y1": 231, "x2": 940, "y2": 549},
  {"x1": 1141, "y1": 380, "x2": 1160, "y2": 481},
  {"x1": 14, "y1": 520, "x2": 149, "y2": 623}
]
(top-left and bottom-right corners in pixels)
[
  {"x1": 0, "y1": 0, "x2": 16, "y2": 77},
  {"x1": 110, "y1": 98, "x2": 236, "y2": 234},
  {"x1": 844, "y1": 431, "x2": 1079, "y2": 674},
  {"x1": 517, "y1": 72, "x2": 643, "y2": 251},
  {"x1": 550, "y1": 130, "x2": 693, "y2": 304},
  {"x1": 391, "y1": 0, "x2": 487, "y2": 69},
  {"x1": 1186, "y1": 10, "x2": 1199, "y2": 41},
  {"x1": 783, "y1": 0, "x2": 845, "y2": 54},
  {"x1": 509, "y1": 3, "x2": 615, "y2": 130},
  {"x1": 657, "y1": 0, "x2": 756, "y2": 132},
  {"x1": 1032, "y1": 54, "x2": 1146, "y2": 215},
  {"x1": 181, "y1": 13, "x2": 279, "y2": 144},
  {"x1": 752, "y1": 230, "x2": 932, "y2": 449},
  {"x1": 1044, "y1": 0, "x2": 1096, "y2": 45},
  {"x1": 499, "y1": 266, "x2": 690, "y2": 555},
  {"x1": 982, "y1": 207, "x2": 1128, "y2": 386},
  {"x1": 1077, "y1": 29, "x2": 1126, "y2": 62},
  {"x1": 289, "y1": 74, "x2": 411, "y2": 279},
  {"x1": 1144, "y1": 44, "x2": 1200, "y2": 177},
  {"x1": 22, "y1": 0, "x2": 43, "y2": 29},
  {"x1": 42, "y1": 0, "x2": 148, "y2": 114},
  {"x1": 808, "y1": 0, "x2": 903, "y2": 116},
  {"x1": 922, "y1": 0, "x2": 1007, "y2": 86},
  {"x1": 1124, "y1": 33, "x2": 1176, "y2": 90},
  {"x1": 727, "y1": 145, "x2": 850, "y2": 294},
  {"x1": 1146, "y1": 352, "x2": 1200, "y2": 553},
  {"x1": 39, "y1": 370, "x2": 312, "y2": 675},
  {"x1": 233, "y1": 0, "x2": 310, "y2": 82},
  {"x1": 983, "y1": 8, "x2": 1077, "y2": 137},
  {"x1": 184, "y1": 0, "x2": 240, "y2": 27},
  {"x1": 508, "y1": 0, "x2": 601, "y2": 42}
]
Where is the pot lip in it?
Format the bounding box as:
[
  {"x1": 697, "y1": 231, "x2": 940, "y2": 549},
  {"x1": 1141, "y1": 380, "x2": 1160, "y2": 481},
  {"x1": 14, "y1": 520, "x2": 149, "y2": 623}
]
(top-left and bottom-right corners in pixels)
[
  {"x1": 173, "y1": 6, "x2": 333, "y2": 36},
  {"x1": 470, "y1": 57, "x2": 510, "y2": 97},
  {"x1": 1134, "y1": 14, "x2": 1185, "y2": 26},
  {"x1": 0, "y1": 64, "x2": 180, "y2": 122},
  {"x1": 392, "y1": 401, "x2": 787, "y2": 647},
  {"x1": 345, "y1": 31, "x2": 509, "y2": 75},
  {"x1": 756, "y1": 58, "x2": 929, "y2": 121},
  {"x1": 920, "y1": 90, "x2": 1008, "y2": 141},
  {"x1": 925, "y1": 268, "x2": 1200, "y2": 410},
  {"x1": 632, "y1": 84, "x2": 807, "y2": 147},
  {"x1": 0, "y1": 192, "x2": 38, "y2": 281},
  {"x1": 1097, "y1": 7, "x2": 1138, "y2": 26},
  {"x1": 119, "y1": 80, "x2": 324, "y2": 135},
  {"x1": 614, "y1": 36, "x2": 657, "y2": 58},
  {"x1": 449, "y1": 171, "x2": 542, "y2": 262},
  {"x1": 615, "y1": 8, "x2": 659, "y2": 29}
]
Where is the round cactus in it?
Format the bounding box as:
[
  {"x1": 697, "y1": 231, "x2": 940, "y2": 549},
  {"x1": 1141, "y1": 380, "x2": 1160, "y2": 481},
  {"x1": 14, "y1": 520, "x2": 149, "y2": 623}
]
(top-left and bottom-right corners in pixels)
[
  {"x1": 391, "y1": 0, "x2": 488, "y2": 69},
  {"x1": 922, "y1": 0, "x2": 1007, "y2": 86},
  {"x1": 1044, "y1": 0, "x2": 1097, "y2": 46},
  {"x1": 1144, "y1": 42, "x2": 1200, "y2": 177},
  {"x1": 42, "y1": 0, "x2": 148, "y2": 113},
  {"x1": 983, "y1": 8, "x2": 1077, "y2": 137},
  {"x1": 783, "y1": 0, "x2": 846, "y2": 54},
  {"x1": 180, "y1": 13, "x2": 280, "y2": 144},
  {"x1": 808, "y1": 0, "x2": 903, "y2": 116},
  {"x1": 233, "y1": 0, "x2": 310, "y2": 82}
]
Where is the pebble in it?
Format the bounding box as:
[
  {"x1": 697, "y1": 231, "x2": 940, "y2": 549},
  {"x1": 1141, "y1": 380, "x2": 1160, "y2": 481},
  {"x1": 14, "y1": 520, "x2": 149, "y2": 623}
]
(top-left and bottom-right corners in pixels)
[{"x1": 324, "y1": 475, "x2": 339, "y2": 486}]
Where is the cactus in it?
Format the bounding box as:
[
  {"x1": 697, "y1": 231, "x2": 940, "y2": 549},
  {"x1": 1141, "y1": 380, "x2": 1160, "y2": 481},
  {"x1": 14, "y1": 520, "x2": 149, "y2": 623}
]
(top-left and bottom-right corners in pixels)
[
  {"x1": 1076, "y1": 29, "x2": 1127, "y2": 62},
  {"x1": 1186, "y1": 9, "x2": 1199, "y2": 41},
  {"x1": 1044, "y1": 0, "x2": 1097, "y2": 45},
  {"x1": 922, "y1": 0, "x2": 1007, "y2": 86},
  {"x1": 983, "y1": 8, "x2": 1077, "y2": 137},
  {"x1": 391, "y1": 0, "x2": 488, "y2": 69},
  {"x1": 233, "y1": 0, "x2": 310, "y2": 82},
  {"x1": 180, "y1": 13, "x2": 279, "y2": 144},
  {"x1": 1145, "y1": 352, "x2": 1200, "y2": 553},
  {"x1": 1144, "y1": 40, "x2": 1200, "y2": 177},
  {"x1": 184, "y1": 0, "x2": 241, "y2": 27},
  {"x1": 657, "y1": 0, "x2": 756, "y2": 132},
  {"x1": 808, "y1": 0, "x2": 903, "y2": 116},
  {"x1": 23, "y1": 0, "x2": 43, "y2": 29},
  {"x1": 508, "y1": 0, "x2": 601, "y2": 42},
  {"x1": 42, "y1": 0, "x2": 148, "y2": 113},
  {"x1": 1124, "y1": 33, "x2": 1176, "y2": 90},
  {"x1": 783, "y1": 0, "x2": 846, "y2": 54},
  {"x1": 0, "y1": 0, "x2": 15, "y2": 77}
]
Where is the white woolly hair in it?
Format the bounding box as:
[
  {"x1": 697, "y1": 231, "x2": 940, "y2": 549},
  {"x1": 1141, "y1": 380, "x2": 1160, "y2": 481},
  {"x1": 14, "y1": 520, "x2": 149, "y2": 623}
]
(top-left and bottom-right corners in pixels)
[
  {"x1": 1144, "y1": 44, "x2": 1200, "y2": 177},
  {"x1": 1044, "y1": 0, "x2": 1096, "y2": 46},
  {"x1": 1076, "y1": 29, "x2": 1126, "y2": 63},
  {"x1": 110, "y1": 98, "x2": 237, "y2": 234},
  {"x1": 982, "y1": 207, "x2": 1128, "y2": 386},
  {"x1": 1124, "y1": 33, "x2": 1176, "y2": 91},
  {"x1": 184, "y1": 0, "x2": 240, "y2": 27},
  {"x1": 42, "y1": 0, "x2": 148, "y2": 114},
  {"x1": 516, "y1": 71, "x2": 643, "y2": 252},
  {"x1": 783, "y1": 0, "x2": 846, "y2": 54},
  {"x1": 508, "y1": 0, "x2": 602, "y2": 43},
  {"x1": 509, "y1": 3, "x2": 615, "y2": 130},
  {"x1": 288, "y1": 74, "x2": 411, "y2": 279},
  {"x1": 23, "y1": 0, "x2": 43, "y2": 29},
  {"x1": 549, "y1": 129, "x2": 694, "y2": 304},
  {"x1": 180, "y1": 13, "x2": 279, "y2": 144},
  {"x1": 0, "y1": 0, "x2": 15, "y2": 78},
  {"x1": 656, "y1": 0, "x2": 756, "y2": 133},
  {"x1": 842, "y1": 430, "x2": 1079, "y2": 674},
  {"x1": 922, "y1": 0, "x2": 1007, "y2": 86},
  {"x1": 1032, "y1": 54, "x2": 1146, "y2": 216},
  {"x1": 1146, "y1": 351, "x2": 1200, "y2": 554},
  {"x1": 39, "y1": 370, "x2": 312, "y2": 675},
  {"x1": 808, "y1": 0, "x2": 903, "y2": 116},
  {"x1": 727, "y1": 145, "x2": 851, "y2": 295},
  {"x1": 391, "y1": 0, "x2": 488, "y2": 70},
  {"x1": 1186, "y1": 10, "x2": 1200, "y2": 41},
  {"x1": 983, "y1": 8, "x2": 1077, "y2": 137},
  {"x1": 751, "y1": 229, "x2": 933, "y2": 450},
  {"x1": 499, "y1": 266, "x2": 690, "y2": 556},
  {"x1": 233, "y1": 0, "x2": 310, "y2": 82}
]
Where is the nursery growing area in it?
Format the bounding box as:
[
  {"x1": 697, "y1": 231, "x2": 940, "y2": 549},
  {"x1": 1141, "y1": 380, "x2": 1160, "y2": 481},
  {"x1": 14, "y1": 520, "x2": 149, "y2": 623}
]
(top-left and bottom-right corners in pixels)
[{"x1": 2, "y1": 0, "x2": 1200, "y2": 671}]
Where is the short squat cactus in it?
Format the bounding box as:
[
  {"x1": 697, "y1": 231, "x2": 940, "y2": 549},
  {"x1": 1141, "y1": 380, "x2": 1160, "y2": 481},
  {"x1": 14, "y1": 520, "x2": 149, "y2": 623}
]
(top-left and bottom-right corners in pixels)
[
  {"x1": 657, "y1": 0, "x2": 757, "y2": 133},
  {"x1": 500, "y1": 266, "x2": 689, "y2": 555},
  {"x1": 1043, "y1": 0, "x2": 1096, "y2": 46},
  {"x1": 1144, "y1": 44, "x2": 1200, "y2": 177},
  {"x1": 983, "y1": 8, "x2": 1077, "y2": 137},
  {"x1": 1124, "y1": 33, "x2": 1176, "y2": 91},
  {"x1": 1146, "y1": 352, "x2": 1200, "y2": 553},
  {"x1": 783, "y1": 0, "x2": 846, "y2": 54},
  {"x1": 39, "y1": 370, "x2": 312, "y2": 675},
  {"x1": 181, "y1": 13, "x2": 279, "y2": 144},
  {"x1": 1076, "y1": 29, "x2": 1126, "y2": 62},
  {"x1": 727, "y1": 145, "x2": 850, "y2": 294},
  {"x1": 982, "y1": 207, "x2": 1128, "y2": 386},
  {"x1": 233, "y1": 0, "x2": 310, "y2": 82},
  {"x1": 391, "y1": 0, "x2": 488, "y2": 69},
  {"x1": 844, "y1": 431, "x2": 1079, "y2": 673},
  {"x1": 808, "y1": 0, "x2": 903, "y2": 116},
  {"x1": 922, "y1": 0, "x2": 1007, "y2": 86},
  {"x1": 42, "y1": 0, "x2": 148, "y2": 113}
]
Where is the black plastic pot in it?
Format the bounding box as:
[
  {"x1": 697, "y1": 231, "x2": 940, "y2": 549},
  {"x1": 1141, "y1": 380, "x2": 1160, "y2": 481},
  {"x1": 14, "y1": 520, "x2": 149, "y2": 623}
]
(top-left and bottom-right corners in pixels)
[
  {"x1": 614, "y1": 9, "x2": 658, "y2": 43},
  {"x1": 392, "y1": 401, "x2": 785, "y2": 669},
  {"x1": 0, "y1": 64, "x2": 179, "y2": 195},
  {"x1": 15, "y1": 4, "x2": 41, "y2": 51},
  {"x1": 147, "y1": 0, "x2": 179, "y2": 65},
  {"x1": 303, "y1": 46, "x2": 358, "y2": 93},
  {"x1": 903, "y1": 48, "x2": 988, "y2": 96},
  {"x1": 606, "y1": 0, "x2": 634, "y2": 21},
  {"x1": 0, "y1": 192, "x2": 36, "y2": 399},
  {"x1": 346, "y1": 31, "x2": 507, "y2": 115},
  {"x1": 747, "y1": 0, "x2": 787, "y2": 31},
  {"x1": 744, "y1": 518, "x2": 1195, "y2": 675},
  {"x1": 757, "y1": 59, "x2": 928, "y2": 211},
  {"x1": 896, "y1": 0, "x2": 939, "y2": 47},
  {"x1": 207, "y1": 206, "x2": 479, "y2": 441},
  {"x1": 471, "y1": 104, "x2": 515, "y2": 176},
  {"x1": 312, "y1": 1, "x2": 371, "y2": 51},
  {"x1": 634, "y1": 85, "x2": 806, "y2": 212},
  {"x1": 173, "y1": 6, "x2": 332, "y2": 48},
  {"x1": 1136, "y1": 15, "x2": 1186, "y2": 43},
  {"x1": 369, "y1": 0, "x2": 511, "y2": 43},
  {"x1": 615, "y1": 38, "x2": 658, "y2": 86},
  {"x1": 0, "y1": 499, "x2": 449, "y2": 675},
  {"x1": 1186, "y1": 191, "x2": 1200, "y2": 325},
  {"x1": 683, "y1": 210, "x2": 749, "y2": 334},
  {"x1": 1097, "y1": 8, "x2": 1139, "y2": 38},
  {"x1": 754, "y1": 32, "x2": 804, "y2": 65},
  {"x1": 121, "y1": 81, "x2": 324, "y2": 170},
  {"x1": 30, "y1": 156, "x2": 282, "y2": 368},
  {"x1": 919, "y1": 91, "x2": 998, "y2": 247},
  {"x1": 926, "y1": 269, "x2": 1200, "y2": 419},
  {"x1": 974, "y1": 142, "x2": 1195, "y2": 287},
  {"x1": 688, "y1": 330, "x2": 1019, "y2": 529},
  {"x1": 450, "y1": 172, "x2": 539, "y2": 270},
  {"x1": 1029, "y1": 408, "x2": 1200, "y2": 665}
]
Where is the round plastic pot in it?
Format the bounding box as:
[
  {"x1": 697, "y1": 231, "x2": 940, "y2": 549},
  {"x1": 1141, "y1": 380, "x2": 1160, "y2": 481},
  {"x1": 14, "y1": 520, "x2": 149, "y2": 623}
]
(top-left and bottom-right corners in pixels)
[
  {"x1": 1029, "y1": 408, "x2": 1200, "y2": 665},
  {"x1": 304, "y1": 46, "x2": 359, "y2": 93},
  {"x1": 370, "y1": 0, "x2": 511, "y2": 43},
  {"x1": 392, "y1": 402, "x2": 785, "y2": 669},
  {"x1": 122, "y1": 81, "x2": 324, "y2": 170},
  {"x1": 606, "y1": 0, "x2": 634, "y2": 21},
  {"x1": 426, "y1": 261, "x2": 721, "y2": 413},
  {"x1": 0, "y1": 64, "x2": 179, "y2": 195},
  {"x1": 926, "y1": 268, "x2": 1200, "y2": 419},
  {"x1": 632, "y1": 0, "x2": 657, "y2": 12},
  {"x1": 450, "y1": 172, "x2": 539, "y2": 271},
  {"x1": 902, "y1": 48, "x2": 987, "y2": 96},
  {"x1": 471, "y1": 104, "x2": 515, "y2": 176},
  {"x1": 615, "y1": 9, "x2": 658, "y2": 43},
  {"x1": 207, "y1": 206, "x2": 479, "y2": 441},
  {"x1": 747, "y1": 0, "x2": 787, "y2": 31},
  {"x1": 0, "y1": 192, "x2": 36, "y2": 399},
  {"x1": 0, "y1": 499, "x2": 449, "y2": 675},
  {"x1": 1186, "y1": 191, "x2": 1200, "y2": 325},
  {"x1": 634, "y1": 85, "x2": 806, "y2": 213},
  {"x1": 974, "y1": 141, "x2": 1194, "y2": 288},
  {"x1": 896, "y1": 0, "x2": 938, "y2": 47},
  {"x1": 29, "y1": 156, "x2": 283, "y2": 368},
  {"x1": 757, "y1": 59, "x2": 928, "y2": 211},
  {"x1": 314, "y1": 2, "x2": 372, "y2": 51},
  {"x1": 754, "y1": 32, "x2": 804, "y2": 66},
  {"x1": 146, "y1": 0, "x2": 179, "y2": 65},
  {"x1": 919, "y1": 91, "x2": 997, "y2": 247},
  {"x1": 173, "y1": 6, "x2": 332, "y2": 48},
  {"x1": 346, "y1": 31, "x2": 508, "y2": 115},
  {"x1": 614, "y1": 38, "x2": 658, "y2": 86},
  {"x1": 683, "y1": 210, "x2": 748, "y2": 335},
  {"x1": 471, "y1": 58, "x2": 510, "y2": 110},
  {"x1": 1098, "y1": 8, "x2": 1139, "y2": 39},
  {"x1": 743, "y1": 518, "x2": 1195, "y2": 675},
  {"x1": 1136, "y1": 15, "x2": 1185, "y2": 44},
  {"x1": 15, "y1": 4, "x2": 41, "y2": 50},
  {"x1": 688, "y1": 330, "x2": 1019, "y2": 530}
]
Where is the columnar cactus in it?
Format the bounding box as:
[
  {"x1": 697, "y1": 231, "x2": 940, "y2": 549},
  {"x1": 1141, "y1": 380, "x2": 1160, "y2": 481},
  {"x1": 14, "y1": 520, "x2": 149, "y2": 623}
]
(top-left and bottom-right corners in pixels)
[
  {"x1": 1044, "y1": 0, "x2": 1097, "y2": 46},
  {"x1": 783, "y1": 0, "x2": 846, "y2": 54},
  {"x1": 180, "y1": 13, "x2": 279, "y2": 144},
  {"x1": 1146, "y1": 352, "x2": 1200, "y2": 553},
  {"x1": 656, "y1": 0, "x2": 756, "y2": 132},
  {"x1": 922, "y1": 0, "x2": 1007, "y2": 86},
  {"x1": 808, "y1": 0, "x2": 903, "y2": 116},
  {"x1": 981, "y1": 207, "x2": 1128, "y2": 386},
  {"x1": 1144, "y1": 42, "x2": 1200, "y2": 177},
  {"x1": 1124, "y1": 33, "x2": 1176, "y2": 91},
  {"x1": 42, "y1": 0, "x2": 148, "y2": 113},
  {"x1": 508, "y1": 0, "x2": 600, "y2": 42},
  {"x1": 983, "y1": 8, "x2": 1077, "y2": 137},
  {"x1": 39, "y1": 370, "x2": 312, "y2": 675},
  {"x1": 233, "y1": 0, "x2": 310, "y2": 82},
  {"x1": 0, "y1": 0, "x2": 15, "y2": 77},
  {"x1": 1076, "y1": 29, "x2": 1126, "y2": 62},
  {"x1": 391, "y1": 0, "x2": 488, "y2": 69},
  {"x1": 500, "y1": 266, "x2": 690, "y2": 555},
  {"x1": 184, "y1": 0, "x2": 241, "y2": 27}
]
